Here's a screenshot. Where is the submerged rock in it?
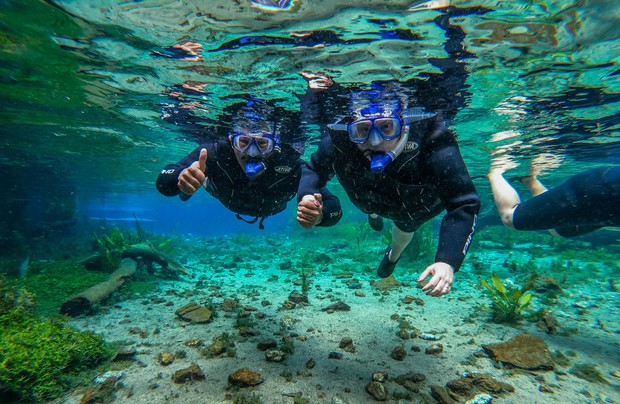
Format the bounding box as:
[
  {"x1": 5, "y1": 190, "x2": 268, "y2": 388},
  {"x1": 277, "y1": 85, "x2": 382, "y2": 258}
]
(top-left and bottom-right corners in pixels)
[
  {"x1": 394, "y1": 371, "x2": 425, "y2": 393},
  {"x1": 157, "y1": 351, "x2": 174, "y2": 366},
  {"x1": 257, "y1": 339, "x2": 277, "y2": 351},
  {"x1": 172, "y1": 364, "x2": 205, "y2": 384},
  {"x1": 373, "y1": 276, "x2": 400, "y2": 291},
  {"x1": 391, "y1": 346, "x2": 407, "y2": 360},
  {"x1": 425, "y1": 343, "x2": 444, "y2": 355},
  {"x1": 228, "y1": 368, "x2": 264, "y2": 387},
  {"x1": 321, "y1": 301, "x2": 351, "y2": 312},
  {"x1": 265, "y1": 349, "x2": 286, "y2": 362},
  {"x1": 339, "y1": 337, "x2": 356, "y2": 353},
  {"x1": 175, "y1": 302, "x2": 212, "y2": 324},
  {"x1": 482, "y1": 334, "x2": 554, "y2": 370},
  {"x1": 365, "y1": 381, "x2": 388, "y2": 401}
]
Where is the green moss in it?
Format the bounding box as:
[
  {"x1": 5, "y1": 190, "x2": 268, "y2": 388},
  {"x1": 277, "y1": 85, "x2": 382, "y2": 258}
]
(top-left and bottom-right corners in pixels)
[
  {"x1": 15, "y1": 260, "x2": 110, "y2": 317},
  {"x1": 569, "y1": 363, "x2": 608, "y2": 384},
  {"x1": 0, "y1": 280, "x2": 113, "y2": 401},
  {"x1": 232, "y1": 392, "x2": 263, "y2": 404}
]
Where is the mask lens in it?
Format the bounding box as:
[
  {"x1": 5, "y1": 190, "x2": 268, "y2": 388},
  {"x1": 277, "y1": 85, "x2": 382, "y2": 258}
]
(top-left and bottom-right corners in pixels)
[
  {"x1": 375, "y1": 118, "x2": 401, "y2": 139},
  {"x1": 233, "y1": 135, "x2": 252, "y2": 152},
  {"x1": 348, "y1": 120, "x2": 372, "y2": 143},
  {"x1": 255, "y1": 137, "x2": 273, "y2": 152}
]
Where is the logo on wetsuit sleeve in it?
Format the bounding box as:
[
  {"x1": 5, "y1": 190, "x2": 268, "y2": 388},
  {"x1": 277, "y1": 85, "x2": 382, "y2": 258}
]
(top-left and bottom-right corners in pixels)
[
  {"x1": 274, "y1": 165, "x2": 293, "y2": 174},
  {"x1": 403, "y1": 141, "x2": 419, "y2": 152}
]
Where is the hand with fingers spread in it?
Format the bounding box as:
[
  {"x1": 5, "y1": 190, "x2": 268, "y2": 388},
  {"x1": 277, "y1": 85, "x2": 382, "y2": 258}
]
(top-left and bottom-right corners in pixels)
[
  {"x1": 178, "y1": 148, "x2": 208, "y2": 196},
  {"x1": 417, "y1": 262, "x2": 454, "y2": 297},
  {"x1": 297, "y1": 193, "x2": 323, "y2": 228}
]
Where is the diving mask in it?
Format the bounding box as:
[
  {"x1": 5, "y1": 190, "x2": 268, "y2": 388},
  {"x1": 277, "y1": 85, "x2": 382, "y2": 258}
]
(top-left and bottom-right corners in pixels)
[
  {"x1": 347, "y1": 117, "x2": 403, "y2": 144},
  {"x1": 230, "y1": 133, "x2": 276, "y2": 156}
]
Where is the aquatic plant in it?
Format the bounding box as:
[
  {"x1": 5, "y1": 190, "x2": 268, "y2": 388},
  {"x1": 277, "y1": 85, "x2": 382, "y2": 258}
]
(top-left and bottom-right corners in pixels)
[
  {"x1": 355, "y1": 221, "x2": 373, "y2": 249},
  {"x1": 202, "y1": 332, "x2": 236, "y2": 358},
  {"x1": 481, "y1": 273, "x2": 537, "y2": 323},
  {"x1": 402, "y1": 221, "x2": 434, "y2": 261},
  {"x1": 0, "y1": 280, "x2": 113, "y2": 401},
  {"x1": 300, "y1": 269, "x2": 309, "y2": 295},
  {"x1": 232, "y1": 392, "x2": 263, "y2": 404},
  {"x1": 94, "y1": 227, "x2": 129, "y2": 272}
]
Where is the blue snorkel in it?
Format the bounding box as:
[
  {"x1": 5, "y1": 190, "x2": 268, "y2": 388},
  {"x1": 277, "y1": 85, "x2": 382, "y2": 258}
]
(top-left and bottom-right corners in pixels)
[
  {"x1": 369, "y1": 125, "x2": 409, "y2": 173},
  {"x1": 245, "y1": 161, "x2": 267, "y2": 178},
  {"x1": 363, "y1": 102, "x2": 405, "y2": 174},
  {"x1": 370, "y1": 151, "x2": 396, "y2": 173}
]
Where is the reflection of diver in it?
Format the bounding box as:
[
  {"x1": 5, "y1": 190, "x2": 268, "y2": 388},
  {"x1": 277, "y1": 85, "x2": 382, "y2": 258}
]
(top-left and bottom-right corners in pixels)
[
  {"x1": 211, "y1": 5, "x2": 488, "y2": 54},
  {"x1": 156, "y1": 100, "x2": 342, "y2": 229},
  {"x1": 160, "y1": 82, "x2": 212, "y2": 142}
]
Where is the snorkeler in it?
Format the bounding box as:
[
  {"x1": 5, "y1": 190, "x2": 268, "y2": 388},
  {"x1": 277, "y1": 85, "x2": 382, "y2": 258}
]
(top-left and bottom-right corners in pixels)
[
  {"x1": 297, "y1": 84, "x2": 480, "y2": 297},
  {"x1": 156, "y1": 99, "x2": 342, "y2": 229},
  {"x1": 488, "y1": 164, "x2": 620, "y2": 237}
]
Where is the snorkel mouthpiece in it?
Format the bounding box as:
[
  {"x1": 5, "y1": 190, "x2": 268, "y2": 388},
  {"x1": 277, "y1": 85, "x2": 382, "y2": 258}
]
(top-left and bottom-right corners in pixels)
[
  {"x1": 370, "y1": 153, "x2": 394, "y2": 173},
  {"x1": 245, "y1": 161, "x2": 266, "y2": 178}
]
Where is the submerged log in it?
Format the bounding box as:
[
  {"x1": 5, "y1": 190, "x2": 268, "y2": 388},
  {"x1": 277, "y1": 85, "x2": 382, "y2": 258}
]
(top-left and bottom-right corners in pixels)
[
  {"x1": 60, "y1": 258, "x2": 137, "y2": 317},
  {"x1": 123, "y1": 241, "x2": 189, "y2": 276}
]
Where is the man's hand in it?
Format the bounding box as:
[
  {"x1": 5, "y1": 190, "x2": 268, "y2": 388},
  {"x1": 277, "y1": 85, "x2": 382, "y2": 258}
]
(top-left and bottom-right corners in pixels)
[
  {"x1": 297, "y1": 193, "x2": 323, "y2": 228},
  {"x1": 178, "y1": 148, "x2": 207, "y2": 195},
  {"x1": 300, "y1": 71, "x2": 334, "y2": 90},
  {"x1": 417, "y1": 262, "x2": 454, "y2": 297}
]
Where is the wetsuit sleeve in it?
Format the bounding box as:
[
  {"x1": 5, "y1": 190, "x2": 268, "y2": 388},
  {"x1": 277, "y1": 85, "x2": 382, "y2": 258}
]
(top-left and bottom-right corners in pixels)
[
  {"x1": 424, "y1": 124, "x2": 480, "y2": 272},
  {"x1": 317, "y1": 187, "x2": 343, "y2": 227},
  {"x1": 156, "y1": 145, "x2": 208, "y2": 199},
  {"x1": 297, "y1": 136, "x2": 336, "y2": 201}
]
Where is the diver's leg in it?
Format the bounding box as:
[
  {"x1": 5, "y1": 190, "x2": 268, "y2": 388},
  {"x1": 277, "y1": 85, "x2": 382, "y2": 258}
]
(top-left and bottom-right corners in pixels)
[
  {"x1": 521, "y1": 175, "x2": 548, "y2": 197},
  {"x1": 487, "y1": 169, "x2": 519, "y2": 229},
  {"x1": 377, "y1": 225, "x2": 413, "y2": 278},
  {"x1": 390, "y1": 226, "x2": 414, "y2": 261}
]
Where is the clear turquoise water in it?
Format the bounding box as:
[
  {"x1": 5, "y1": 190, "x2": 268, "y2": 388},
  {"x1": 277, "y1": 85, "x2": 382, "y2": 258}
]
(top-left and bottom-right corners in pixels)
[{"x1": 0, "y1": 1, "x2": 618, "y2": 403}]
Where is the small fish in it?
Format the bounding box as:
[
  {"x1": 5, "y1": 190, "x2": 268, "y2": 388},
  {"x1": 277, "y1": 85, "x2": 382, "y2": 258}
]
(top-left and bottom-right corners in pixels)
[{"x1": 17, "y1": 255, "x2": 29, "y2": 278}]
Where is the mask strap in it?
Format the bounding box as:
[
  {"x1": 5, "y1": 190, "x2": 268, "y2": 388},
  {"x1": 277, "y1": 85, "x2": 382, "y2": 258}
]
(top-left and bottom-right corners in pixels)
[{"x1": 328, "y1": 123, "x2": 348, "y2": 131}]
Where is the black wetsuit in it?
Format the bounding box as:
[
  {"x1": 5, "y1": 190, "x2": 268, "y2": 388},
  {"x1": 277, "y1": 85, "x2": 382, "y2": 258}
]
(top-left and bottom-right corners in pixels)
[
  {"x1": 157, "y1": 139, "x2": 342, "y2": 228},
  {"x1": 512, "y1": 166, "x2": 620, "y2": 237},
  {"x1": 298, "y1": 116, "x2": 480, "y2": 271}
]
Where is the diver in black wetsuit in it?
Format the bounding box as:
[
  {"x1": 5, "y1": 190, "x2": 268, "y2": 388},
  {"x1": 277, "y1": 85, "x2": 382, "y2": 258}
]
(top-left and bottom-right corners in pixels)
[
  {"x1": 156, "y1": 100, "x2": 342, "y2": 229},
  {"x1": 488, "y1": 166, "x2": 620, "y2": 237},
  {"x1": 297, "y1": 90, "x2": 480, "y2": 297},
  {"x1": 295, "y1": 8, "x2": 486, "y2": 297}
]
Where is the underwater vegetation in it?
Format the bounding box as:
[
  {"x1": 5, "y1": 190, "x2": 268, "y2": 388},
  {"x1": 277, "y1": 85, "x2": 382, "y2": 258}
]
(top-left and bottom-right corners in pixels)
[
  {"x1": 0, "y1": 276, "x2": 113, "y2": 401},
  {"x1": 481, "y1": 273, "x2": 538, "y2": 323}
]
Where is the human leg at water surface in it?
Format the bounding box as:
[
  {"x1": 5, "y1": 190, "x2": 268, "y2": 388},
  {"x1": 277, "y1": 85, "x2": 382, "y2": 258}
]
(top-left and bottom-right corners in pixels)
[{"x1": 488, "y1": 164, "x2": 620, "y2": 237}]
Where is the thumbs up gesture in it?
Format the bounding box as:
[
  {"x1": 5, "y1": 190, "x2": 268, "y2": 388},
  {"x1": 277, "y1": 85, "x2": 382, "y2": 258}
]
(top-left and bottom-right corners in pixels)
[{"x1": 178, "y1": 148, "x2": 208, "y2": 196}]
